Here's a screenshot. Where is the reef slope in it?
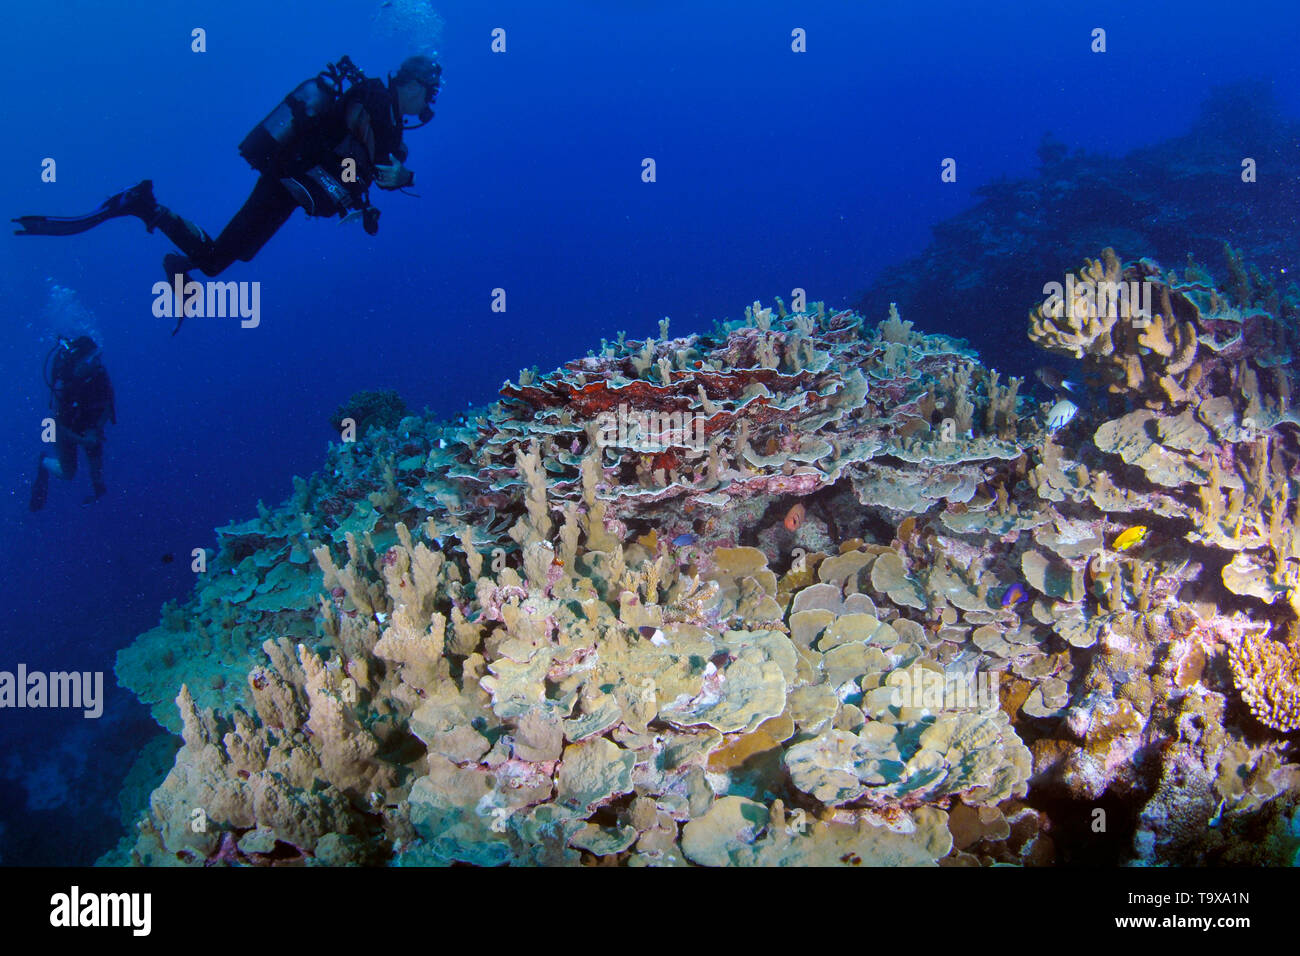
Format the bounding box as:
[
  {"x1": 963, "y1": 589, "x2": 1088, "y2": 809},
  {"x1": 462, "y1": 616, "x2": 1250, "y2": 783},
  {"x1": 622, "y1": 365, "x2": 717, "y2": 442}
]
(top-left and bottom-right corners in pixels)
[{"x1": 110, "y1": 252, "x2": 1300, "y2": 866}]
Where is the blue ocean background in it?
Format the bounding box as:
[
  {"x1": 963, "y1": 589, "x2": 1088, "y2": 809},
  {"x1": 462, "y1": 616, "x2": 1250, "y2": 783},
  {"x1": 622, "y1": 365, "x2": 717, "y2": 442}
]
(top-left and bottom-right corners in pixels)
[{"x1": 1, "y1": 0, "x2": 1297, "y2": 865}]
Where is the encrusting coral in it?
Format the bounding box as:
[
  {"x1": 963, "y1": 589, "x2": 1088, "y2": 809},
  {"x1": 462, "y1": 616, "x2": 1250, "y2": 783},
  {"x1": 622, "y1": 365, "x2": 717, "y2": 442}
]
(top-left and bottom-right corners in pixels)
[
  {"x1": 109, "y1": 248, "x2": 1300, "y2": 866},
  {"x1": 330, "y1": 388, "x2": 408, "y2": 438}
]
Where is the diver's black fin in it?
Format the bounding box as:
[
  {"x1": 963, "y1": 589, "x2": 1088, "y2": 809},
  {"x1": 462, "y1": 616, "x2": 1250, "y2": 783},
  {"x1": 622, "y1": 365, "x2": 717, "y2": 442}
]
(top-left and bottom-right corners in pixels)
[
  {"x1": 29, "y1": 458, "x2": 49, "y2": 512},
  {"x1": 14, "y1": 180, "x2": 156, "y2": 236},
  {"x1": 12, "y1": 213, "x2": 112, "y2": 236}
]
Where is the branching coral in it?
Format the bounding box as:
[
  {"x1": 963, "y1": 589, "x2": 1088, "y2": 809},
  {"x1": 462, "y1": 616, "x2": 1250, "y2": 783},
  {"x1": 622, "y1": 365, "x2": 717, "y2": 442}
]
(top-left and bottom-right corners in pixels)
[
  {"x1": 113, "y1": 265, "x2": 1300, "y2": 867},
  {"x1": 1227, "y1": 626, "x2": 1300, "y2": 732}
]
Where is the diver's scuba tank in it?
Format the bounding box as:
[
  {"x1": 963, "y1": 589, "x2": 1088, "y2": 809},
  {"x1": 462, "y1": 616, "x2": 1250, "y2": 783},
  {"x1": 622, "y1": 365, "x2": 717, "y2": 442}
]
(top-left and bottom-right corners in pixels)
[
  {"x1": 44, "y1": 338, "x2": 71, "y2": 412},
  {"x1": 238, "y1": 56, "x2": 364, "y2": 175},
  {"x1": 45, "y1": 336, "x2": 101, "y2": 415}
]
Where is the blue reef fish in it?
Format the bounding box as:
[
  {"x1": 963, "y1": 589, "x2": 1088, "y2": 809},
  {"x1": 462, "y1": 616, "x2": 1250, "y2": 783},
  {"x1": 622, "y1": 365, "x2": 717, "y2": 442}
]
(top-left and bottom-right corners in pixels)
[
  {"x1": 1035, "y1": 366, "x2": 1081, "y2": 396},
  {"x1": 1046, "y1": 399, "x2": 1078, "y2": 432},
  {"x1": 1207, "y1": 800, "x2": 1226, "y2": 828},
  {"x1": 672, "y1": 532, "x2": 698, "y2": 547},
  {"x1": 1001, "y1": 581, "x2": 1029, "y2": 606}
]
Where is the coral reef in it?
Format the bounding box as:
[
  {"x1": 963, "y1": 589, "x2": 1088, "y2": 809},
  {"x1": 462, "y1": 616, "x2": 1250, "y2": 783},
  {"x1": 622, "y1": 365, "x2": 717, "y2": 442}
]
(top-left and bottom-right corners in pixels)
[
  {"x1": 114, "y1": 250, "x2": 1300, "y2": 865},
  {"x1": 857, "y1": 81, "x2": 1300, "y2": 380},
  {"x1": 330, "y1": 388, "x2": 408, "y2": 438}
]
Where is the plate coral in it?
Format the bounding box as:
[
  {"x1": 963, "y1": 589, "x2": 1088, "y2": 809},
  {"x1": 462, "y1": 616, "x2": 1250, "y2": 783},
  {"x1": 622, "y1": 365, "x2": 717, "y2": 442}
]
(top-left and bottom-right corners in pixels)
[{"x1": 110, "y1": 250, "x2": 1300, "y2": 866}]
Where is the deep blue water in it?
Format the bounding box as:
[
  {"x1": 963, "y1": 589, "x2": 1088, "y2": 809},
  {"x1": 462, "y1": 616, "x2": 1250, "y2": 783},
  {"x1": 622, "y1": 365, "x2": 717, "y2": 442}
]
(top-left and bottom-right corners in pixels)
[{"x1": 2, "y1": 0, "x2": 1298, "y2": 865}]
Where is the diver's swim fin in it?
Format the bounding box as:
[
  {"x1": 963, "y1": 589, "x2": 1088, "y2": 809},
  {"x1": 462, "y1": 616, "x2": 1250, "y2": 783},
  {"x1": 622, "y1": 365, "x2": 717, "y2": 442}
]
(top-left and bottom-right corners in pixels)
[
  {"x1": 29, "y1": 456, "x2": 49, "y2": 512},
  {"x1": 12, "y1": 211, "x2": 121, "y2": 236},
  {"x1": 13, "y1": 180, "x2": 157, "y2": 236}
]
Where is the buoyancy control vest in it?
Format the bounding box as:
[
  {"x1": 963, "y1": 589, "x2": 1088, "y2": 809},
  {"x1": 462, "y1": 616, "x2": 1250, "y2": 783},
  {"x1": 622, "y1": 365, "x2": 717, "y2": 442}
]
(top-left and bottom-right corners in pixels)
[
  {"x1": 47, "y1": 337, "x2": 115, "y2": 433},
  {"x1": 239, "y1": 56, "x2": 378, "y2": 224},
  {"x1": 239, "y1": 56, "x2": 364, "y2": 175}
]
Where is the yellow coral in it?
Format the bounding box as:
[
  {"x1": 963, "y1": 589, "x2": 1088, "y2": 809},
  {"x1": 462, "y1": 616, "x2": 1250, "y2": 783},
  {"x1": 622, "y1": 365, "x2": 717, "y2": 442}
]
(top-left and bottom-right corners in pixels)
[
  {"x1": 1228, "y1": 628, "x2": 1300, "y2": 732},
  {"x1": 1029, "y1": 249, "x2": 1207, "y2": 409}
]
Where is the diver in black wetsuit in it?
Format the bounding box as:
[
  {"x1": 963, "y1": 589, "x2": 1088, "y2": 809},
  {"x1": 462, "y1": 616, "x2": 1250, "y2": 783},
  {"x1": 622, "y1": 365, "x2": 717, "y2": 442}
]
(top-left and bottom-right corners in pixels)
[
  {"x1": 30, "y1": 336, "x2": 117, "y2": 511},
  {"x1": 14, "y1": 55, "x2": 440, "y2": 325}
]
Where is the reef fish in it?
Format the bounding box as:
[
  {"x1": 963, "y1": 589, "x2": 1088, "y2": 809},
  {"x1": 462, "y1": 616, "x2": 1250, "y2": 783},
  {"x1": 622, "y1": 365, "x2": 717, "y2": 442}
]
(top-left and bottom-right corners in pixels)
[
  {"x1": 1000, "y1": 581, "x2": 1029, "y2": 606},
  {"x1": 1046, "y1": 399, "x2": 1078, "y2": 432},
  {"x1": 671, "y1": 532, "x2": 698, "y2": 547},
  {"x1": 638, "y1": 625, "x2": 669, "y2": 646},
  {"x1": 1035, "y1": 366, "x2": 1081, "y2": 396},
  {"x1": 1113, "y1": 525, "x2": 1149, "y2": 551},
  {"x1": 784, "y1": 502, "x2": 806, "y2": 532}
]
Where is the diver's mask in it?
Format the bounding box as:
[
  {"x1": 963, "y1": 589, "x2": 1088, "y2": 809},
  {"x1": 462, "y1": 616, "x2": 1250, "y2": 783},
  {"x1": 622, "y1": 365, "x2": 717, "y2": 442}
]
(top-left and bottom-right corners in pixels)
[
  {"x1": 403, "y1": 86, "x2": 438, "y2": 128},
  {"x1": 53, "y1": 336, "x2": 101, "y2": 381},
  {"x1": 402, "y1": 67, "x2": 442, "y2": 129}
]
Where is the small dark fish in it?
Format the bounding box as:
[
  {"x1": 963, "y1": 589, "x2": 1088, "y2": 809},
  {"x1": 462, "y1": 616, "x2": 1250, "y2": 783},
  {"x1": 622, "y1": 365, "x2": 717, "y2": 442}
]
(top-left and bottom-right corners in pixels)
[
  {"x1": 672, "y1": 532, "x2": 698, "y2": 547},
  {"x1": 1035, "y1": 366, "x2": 1080, "y2": 396},
  {"x1": 1001, "y1": 581, "x2": 1029, "y2": 606},
  {"x1": 708, "y1": 650, "x2": 734, "y2": 669},
  {"x1": 160, "y1": 553, "x2": 175, "y2": 564},
  {"x1": 638, "y1": 625, "x2": 668, "y2": 645}
]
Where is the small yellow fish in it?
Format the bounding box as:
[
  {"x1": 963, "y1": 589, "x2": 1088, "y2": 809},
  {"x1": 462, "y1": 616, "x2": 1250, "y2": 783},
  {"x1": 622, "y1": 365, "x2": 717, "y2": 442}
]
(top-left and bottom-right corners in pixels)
[{"x1": 1113, "y1": 525, "x2": 1149, "y2": 551}]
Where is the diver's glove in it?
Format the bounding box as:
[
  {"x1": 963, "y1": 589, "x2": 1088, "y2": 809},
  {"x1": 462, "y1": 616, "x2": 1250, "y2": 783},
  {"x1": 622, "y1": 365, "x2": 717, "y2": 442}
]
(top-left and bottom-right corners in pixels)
[{"x1": 374, "y1": 163, "x2": 414, "y2": 188}]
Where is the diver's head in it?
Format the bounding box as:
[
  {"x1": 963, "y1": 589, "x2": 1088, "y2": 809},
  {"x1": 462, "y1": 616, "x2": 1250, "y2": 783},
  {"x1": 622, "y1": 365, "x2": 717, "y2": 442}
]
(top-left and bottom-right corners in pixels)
[
  {"x1": 52, "y1": 335, "x2": 100, "y2": 381},
  {"x1": 393, "y1": 54, "x2": 441, "y2": 123}
]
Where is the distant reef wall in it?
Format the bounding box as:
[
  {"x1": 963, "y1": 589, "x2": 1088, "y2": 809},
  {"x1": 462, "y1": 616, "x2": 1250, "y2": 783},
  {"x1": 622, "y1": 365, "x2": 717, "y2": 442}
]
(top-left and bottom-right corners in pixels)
[{"x1": 857, "y1": 81, "x2": 1300, "y2": 379}]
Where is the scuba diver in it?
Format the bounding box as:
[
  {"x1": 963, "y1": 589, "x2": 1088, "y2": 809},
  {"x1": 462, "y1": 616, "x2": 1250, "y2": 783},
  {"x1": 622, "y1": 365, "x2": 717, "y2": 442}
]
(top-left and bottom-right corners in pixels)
[
  {"x1": 30, "y1": 336, "x2": 117, "y2": 511},
  {"x1": 13, "y1": 55, "x2": 441, "y2": 332}
]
